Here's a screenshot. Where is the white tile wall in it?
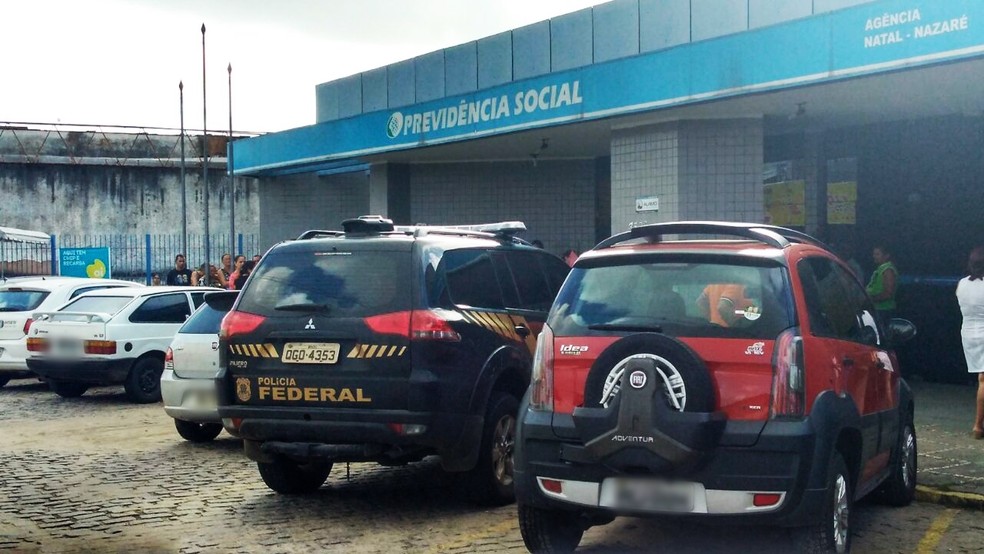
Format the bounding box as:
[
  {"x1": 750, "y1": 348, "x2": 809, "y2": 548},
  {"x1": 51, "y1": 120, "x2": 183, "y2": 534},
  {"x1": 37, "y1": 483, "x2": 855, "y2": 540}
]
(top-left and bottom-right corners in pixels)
[{"x1": 258, "y1": 172, "x2": 370, "y2": 247}]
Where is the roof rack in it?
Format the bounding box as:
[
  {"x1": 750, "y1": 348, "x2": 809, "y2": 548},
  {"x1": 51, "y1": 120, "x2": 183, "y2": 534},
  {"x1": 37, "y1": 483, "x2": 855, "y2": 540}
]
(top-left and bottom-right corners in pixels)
[
  {"x1": 296, "y1": 229, "x2": 344, "y2": 240},
  {"x1": 399, "y1": 221, "x2": 527, "y2": 241},
  {"x1": 594, "y1": 221, "x2": 830, "y2": 251}
]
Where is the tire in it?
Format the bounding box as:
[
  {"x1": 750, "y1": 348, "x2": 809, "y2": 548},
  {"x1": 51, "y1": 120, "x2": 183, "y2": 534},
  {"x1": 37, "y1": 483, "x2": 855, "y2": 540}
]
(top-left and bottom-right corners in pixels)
[
  {"x1": 257, "y1": 459, "x2": 333, "y2": 494},
  {"x1": 48, "y1": 380, "x2": 89, "y2": 398},
  {"x1": 124, "y1": 357, "x2": 164, "y2": 404},
  {"x1": 583, "y1": 333, "x2": 715, "y2": 412},
  {"x1": 174, "y1": 419, "x2": 223, "y2": 442},
  {"x1": 518, "y1": 503, "x2": 584, "y2": 554},
  {"x1": 792, "y1": 453, "x2": 853, "y2": 553},
  {"x1": 876, "y1": 420, "x2": 917, "y2": 506},
  {"x1": 465, "y1": 392, "x2": 519, "y2": 505}
]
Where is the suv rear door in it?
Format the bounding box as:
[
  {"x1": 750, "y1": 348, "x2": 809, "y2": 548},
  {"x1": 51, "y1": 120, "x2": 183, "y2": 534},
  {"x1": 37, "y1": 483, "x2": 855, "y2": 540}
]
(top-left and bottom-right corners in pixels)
[{"x1": 494, "y1": 249, "x2": 570, "y2": 354}]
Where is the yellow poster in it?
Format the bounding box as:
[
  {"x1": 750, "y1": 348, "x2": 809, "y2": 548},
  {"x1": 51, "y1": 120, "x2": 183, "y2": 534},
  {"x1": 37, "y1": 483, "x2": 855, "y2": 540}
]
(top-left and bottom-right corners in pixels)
[
  {"x1": 763, "y1": 180, "x2": 805, "y2": 226},
  {"x1": 827, "y1": 181, "x2": 857, "y2": 225}
]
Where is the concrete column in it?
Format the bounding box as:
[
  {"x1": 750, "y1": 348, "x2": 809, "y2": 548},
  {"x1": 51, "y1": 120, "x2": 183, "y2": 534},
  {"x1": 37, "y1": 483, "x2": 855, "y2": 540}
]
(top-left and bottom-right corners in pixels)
[
  {"x1": 367, "y1": 163, "x2": 411, "y2": 223},
  {"x1": 368, "y1": 163, "x2": 390, "y2": 217},
  {"x1": 610, "y1": 118, "x2": 764, "y2": 232}
]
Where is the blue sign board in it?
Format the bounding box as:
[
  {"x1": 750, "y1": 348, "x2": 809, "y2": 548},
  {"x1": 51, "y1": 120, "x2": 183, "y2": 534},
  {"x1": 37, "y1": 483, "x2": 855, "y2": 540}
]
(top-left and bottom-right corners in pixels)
[
  {"x1": 60, "y1": 247, "x2": 111, "y2": 279},
  {"x1": 233, "y1": 0, "x2": 984, "y2": 175}
]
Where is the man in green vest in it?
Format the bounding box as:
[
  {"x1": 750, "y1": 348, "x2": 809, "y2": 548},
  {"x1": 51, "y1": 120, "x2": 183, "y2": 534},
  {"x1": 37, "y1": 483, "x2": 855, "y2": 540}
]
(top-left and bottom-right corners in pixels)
[{"x1": 866, "y1": 245, "x2": 899, "y2": 327}]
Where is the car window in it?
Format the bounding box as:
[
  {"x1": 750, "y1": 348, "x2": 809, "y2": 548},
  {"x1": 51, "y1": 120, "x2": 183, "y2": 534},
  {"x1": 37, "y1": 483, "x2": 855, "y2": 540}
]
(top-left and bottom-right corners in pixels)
[
  {"x1": 129, "y1": 294, "x2": 191, "y2": 324},
  {"x1": 179, "y1": 302, "x2": 229, "y2": 334},
  {"x1": 797, "y1": 256, "x2": 880, "y2": 345},
  {"x1": 431, "y1": 249, "x2": 505, "y2": 310},
  {"x1": 503, "y1": 251, "x2": 556, "y2": 312},
  {"x1": 59, "y1": 295, "x2": 134, "y2": 315},
  {"x1": 237, "y1": 249, "x2": 410, "y2": 318},
  {"x1": 0, "y1": 289, "x2": 49, "y2": 311},
  {"x1": 549, "y1": 256, "x2": 794, "y2": 339},
  {"x1": 191, "y1": 292, "x2": 206, "y2": 309}
]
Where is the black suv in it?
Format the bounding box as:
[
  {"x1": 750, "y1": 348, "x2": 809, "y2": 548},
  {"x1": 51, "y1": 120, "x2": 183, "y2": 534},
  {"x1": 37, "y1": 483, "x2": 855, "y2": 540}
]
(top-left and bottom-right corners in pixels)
[
  {"x1": 216, "y1": 216, "x2": 569, "y2": 504},
  {"x1": 515, "y1": 222, "x2": 917, "y2": 553}
]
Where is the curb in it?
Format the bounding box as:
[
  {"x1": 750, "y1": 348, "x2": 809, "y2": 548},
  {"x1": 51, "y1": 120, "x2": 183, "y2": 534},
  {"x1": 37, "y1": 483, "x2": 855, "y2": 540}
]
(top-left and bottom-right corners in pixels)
[{"x1": 915, "y1": 485, "x2": 984, "y2": 511}]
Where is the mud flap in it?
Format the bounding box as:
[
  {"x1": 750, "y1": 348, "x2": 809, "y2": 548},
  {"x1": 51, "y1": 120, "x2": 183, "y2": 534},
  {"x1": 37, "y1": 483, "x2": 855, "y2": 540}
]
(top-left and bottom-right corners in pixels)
[{"x1": 566, "y1": 358, "x2": 725, "y2": 473}]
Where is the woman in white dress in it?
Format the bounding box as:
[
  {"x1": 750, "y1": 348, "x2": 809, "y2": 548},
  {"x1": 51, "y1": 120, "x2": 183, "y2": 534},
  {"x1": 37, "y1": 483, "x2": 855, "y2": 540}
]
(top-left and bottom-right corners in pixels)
[{"x1": 956, "y1": 246, "x2": 984, "y2": 439}]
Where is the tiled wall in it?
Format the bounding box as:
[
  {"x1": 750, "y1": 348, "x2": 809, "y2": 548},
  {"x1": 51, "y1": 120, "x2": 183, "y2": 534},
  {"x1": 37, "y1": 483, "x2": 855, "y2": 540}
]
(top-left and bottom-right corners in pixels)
[
  {"x1": 611, "y1": 119, "x2": 764, "y2": 232},
  {"x1": 257, "y1": 172, "x2": 370, "y2": 249},
  {"x1": 409, "y1": 160, "x2": 598, "y2": 256}
]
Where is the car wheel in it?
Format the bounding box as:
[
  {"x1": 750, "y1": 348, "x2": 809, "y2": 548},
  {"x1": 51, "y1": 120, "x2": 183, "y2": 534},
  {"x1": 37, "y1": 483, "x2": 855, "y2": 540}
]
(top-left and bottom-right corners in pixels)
[
  {"x1": 174, "y1": 419, "x2": 223, "y2": 442},
  {"x1": 876, "y1": 419, "x2": 917, "y2": 506},
  {"x1": 465, "y1": 391, "x2": 518, "y2": 505},
  {"x1": 792, "y1": 453, "x2": 852, "y2": 553},
  {"x1": 518, "y1": 503, "x2": 584, "y2": 554},
  {"x1": 584, "y1": 333, "x2": 715, "y2": 412},
  {"x1": 124, "y1": 357, "x2": 164, "y2": 404},
  {"x1": 0, "y1": 376, "x2": 10, "y2": 388},
  {"x1": 257, "y1": 459, "x2": 333, "y2": 494},
  {"x1": 48, "y1": 380, "x2": 89, "y2": 398}
]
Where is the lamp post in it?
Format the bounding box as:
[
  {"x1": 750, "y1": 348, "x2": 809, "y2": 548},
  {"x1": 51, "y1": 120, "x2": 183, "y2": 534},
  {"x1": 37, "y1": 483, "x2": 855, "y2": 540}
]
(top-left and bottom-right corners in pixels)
[
  {"x1": 201, "y1": 23, "x2": 210, "y2": 270},
  {"x1": 179, "y1": 81, "x2": 187, "y2": 259},
  {"x1": 228, "y1": 62, "x2": 235, "y2": 257}
]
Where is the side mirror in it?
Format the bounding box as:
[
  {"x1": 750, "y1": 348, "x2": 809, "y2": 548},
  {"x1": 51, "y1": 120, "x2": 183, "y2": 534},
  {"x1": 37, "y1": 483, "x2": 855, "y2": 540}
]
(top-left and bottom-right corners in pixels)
[{"x1": 887, "y1": 318, "x2": 917, "y2": 345}]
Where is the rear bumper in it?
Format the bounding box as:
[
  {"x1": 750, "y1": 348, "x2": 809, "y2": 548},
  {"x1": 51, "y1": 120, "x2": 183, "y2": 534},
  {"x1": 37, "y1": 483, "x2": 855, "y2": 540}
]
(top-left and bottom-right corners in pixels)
[
  {"x1": 0, "y1": 340, "x2": 32, "y2": 374},
  {"x1": 26, "y1": 357, "x2": 134, "y2": 384},
  {"x1": 161, "y1": 369, "x2": 220, "y2": 423}
]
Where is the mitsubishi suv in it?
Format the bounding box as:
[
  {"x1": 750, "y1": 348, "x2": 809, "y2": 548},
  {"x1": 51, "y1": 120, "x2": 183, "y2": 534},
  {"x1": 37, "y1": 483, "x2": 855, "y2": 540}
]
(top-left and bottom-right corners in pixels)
[
  {"x1": 216, "y1": 216, "x2": 569, "y2": 504},
  {"x1": 515, "y1": 221, "x2": 917, "y2": 553}
]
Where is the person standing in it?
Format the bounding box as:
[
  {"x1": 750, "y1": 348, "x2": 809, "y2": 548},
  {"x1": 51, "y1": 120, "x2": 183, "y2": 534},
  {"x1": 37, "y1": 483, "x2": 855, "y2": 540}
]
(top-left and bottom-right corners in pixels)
[
  {"x1": 217, "y1": 252, "x2": 233, "y2": 288},
  {"x1": 866, "y1": 245, "x2": 899, "y2": 326},
  {"x1": 562, "y1": 249, "x2": 579, "y2": 268},
  {"x1": 956, "y1": 246, "x2": 984, "y2": 439},
  {"x1": 165, "y1": 254, "x2": 192, "y2": 286},
  {"x1": 227, "y1": 255, "x2": 246, "y2": 290}
]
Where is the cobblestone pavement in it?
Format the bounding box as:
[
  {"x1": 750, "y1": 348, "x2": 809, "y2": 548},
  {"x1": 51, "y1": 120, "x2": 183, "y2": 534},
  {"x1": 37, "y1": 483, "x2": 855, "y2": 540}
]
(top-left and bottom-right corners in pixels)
[{"x1": 1, "y1": 379, "x2": 981, "y2": 553}]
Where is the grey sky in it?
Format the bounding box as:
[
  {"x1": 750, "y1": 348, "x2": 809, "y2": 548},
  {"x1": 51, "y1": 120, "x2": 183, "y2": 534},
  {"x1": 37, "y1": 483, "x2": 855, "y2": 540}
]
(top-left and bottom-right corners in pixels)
[{"x1": 4, "y1": 0, "x2": 607, "y2": 133}]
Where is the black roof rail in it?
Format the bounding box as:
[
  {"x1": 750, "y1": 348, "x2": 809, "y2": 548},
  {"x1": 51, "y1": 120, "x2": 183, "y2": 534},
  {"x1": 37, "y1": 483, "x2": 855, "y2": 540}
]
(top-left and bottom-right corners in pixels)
[
  {"x1": 296, "y1": 229, "x2": 344, "y2": 240},
  {"x1": 594, "y1": 221, "x2": 830, "y2": 251}
]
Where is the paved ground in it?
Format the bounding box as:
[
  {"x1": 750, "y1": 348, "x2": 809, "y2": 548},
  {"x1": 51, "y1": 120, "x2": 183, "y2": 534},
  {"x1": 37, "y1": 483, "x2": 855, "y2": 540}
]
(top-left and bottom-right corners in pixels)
[{"x1": 1, "y1": 377, "x2": 982, "y2": 553}]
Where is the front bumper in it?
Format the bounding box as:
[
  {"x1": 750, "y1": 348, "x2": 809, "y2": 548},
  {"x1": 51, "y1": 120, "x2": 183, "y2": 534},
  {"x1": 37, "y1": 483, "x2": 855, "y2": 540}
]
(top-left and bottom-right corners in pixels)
[
  {"x1": 26, "y1": 357, "x2": 134, "y2": 384},
  {"x1": 161, "y1": 369, "x2": 221, "y2": 423}
]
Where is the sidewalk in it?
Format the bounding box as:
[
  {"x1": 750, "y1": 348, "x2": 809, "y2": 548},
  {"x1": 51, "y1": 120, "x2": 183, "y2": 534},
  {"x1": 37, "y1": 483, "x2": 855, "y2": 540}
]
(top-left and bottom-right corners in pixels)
[{"x1": 909, "y1": 379, "x2": 984, "y2": 510}]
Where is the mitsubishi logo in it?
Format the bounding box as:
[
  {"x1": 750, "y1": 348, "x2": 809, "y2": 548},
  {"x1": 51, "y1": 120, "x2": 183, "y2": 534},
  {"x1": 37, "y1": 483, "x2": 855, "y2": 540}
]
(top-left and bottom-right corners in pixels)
[{"x1": 304, "y1": 318, "x2": 316, "y2": 330}]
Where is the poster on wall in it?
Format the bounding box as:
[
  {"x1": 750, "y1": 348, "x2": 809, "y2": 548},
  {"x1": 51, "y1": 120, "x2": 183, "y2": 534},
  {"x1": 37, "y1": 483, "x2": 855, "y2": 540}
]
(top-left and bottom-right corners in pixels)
[
  {"x1": 827, "y1": 181, "x2": 857, "y2": 225},
  {"x1": 59, "y1": 247, "x2": 111, "y2": 278},
  {"x1": 763, "y1": 180, "x2": 805, "y2": 226}
]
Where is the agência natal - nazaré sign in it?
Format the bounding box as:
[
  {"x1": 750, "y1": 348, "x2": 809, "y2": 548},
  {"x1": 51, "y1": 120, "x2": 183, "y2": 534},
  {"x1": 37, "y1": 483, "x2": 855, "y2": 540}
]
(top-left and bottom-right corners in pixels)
[{"x1": 386, "y1": 80, "x2": 582, "y2": 139}]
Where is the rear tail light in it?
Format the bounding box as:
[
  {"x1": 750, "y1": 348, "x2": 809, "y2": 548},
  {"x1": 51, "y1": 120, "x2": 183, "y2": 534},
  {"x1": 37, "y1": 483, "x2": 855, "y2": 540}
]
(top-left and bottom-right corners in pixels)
[
  {"x1": 164, "y1": 347, "x2": 174, "y2": 371},
  {"x1": 26, "y1": 337, "x2": 49, "y2": 352},
  {"x1": 23, "y1": 318, "x2": 33, "y2": 335},
  {"x1": 770, "y1": 328, "x2": 804, "y2": 418},
  {"x1": 529, "y1": 324, "x2": 555, "y2": 411},
  {"x1": 364, "y1": 310, "x2": 461, "y2": 341},
  {"x1": 83, "y1": 340, "x2": 117, "y2": 355},
  {"x1": 221, "y1": 310, "x2": 266, "y2": 340}
]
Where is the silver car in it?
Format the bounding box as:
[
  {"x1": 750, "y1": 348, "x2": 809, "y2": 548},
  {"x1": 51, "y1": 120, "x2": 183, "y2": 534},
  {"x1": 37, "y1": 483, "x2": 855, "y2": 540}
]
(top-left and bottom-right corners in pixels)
[{"x1": 161, "y1": 291, "x2": 237, "y2": 442}]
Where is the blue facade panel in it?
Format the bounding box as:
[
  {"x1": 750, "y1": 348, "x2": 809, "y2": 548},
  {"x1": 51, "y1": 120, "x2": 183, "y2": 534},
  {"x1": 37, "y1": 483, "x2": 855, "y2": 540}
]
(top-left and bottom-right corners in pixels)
[
  {"x1": 446, "y1": 43, "x2": 478, "y2": 96},
  {"x1": 337, "y1": 74, "x2": 363, "y2": 119},
  {"x1": 815, "y1": 0, "x2": 874, "y2": 13},
  {"x1": 362, "y1": 68, "x2": 388, "y2": 113},
  {"x1": 315, "y1": 83, "x2": 338, "y2": 123},
  {"x1": 415, "y1": 50, "x2": 446, "y2": 102},
  {"x1": 749, "y1": 0, "x2": 812, "y2": 29},
  {"x1": 594, "y1": 1, "x2": 641, "y2": 63},
  {"x1": 387, "y1": 60, "x2": 415, "y2": 108},
  {"x1": 477, "y1": 32, "x2": 512, "y2": 89},
  {"x1": 551, "y1": 10, "x2": 594, "y2": 71},
  {"x1": 692, "y1": 0, "x2": 749, "y2": 41},
  {"x1": 640, "y1": 0, "x2": 692, "y2": 52},
  {"x1": 513, "y1": 21, "x2": 551, "y2": 80}
]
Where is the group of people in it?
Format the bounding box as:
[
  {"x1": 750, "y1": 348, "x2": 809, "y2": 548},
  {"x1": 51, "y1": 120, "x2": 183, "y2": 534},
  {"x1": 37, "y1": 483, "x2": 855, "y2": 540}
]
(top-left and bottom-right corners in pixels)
[{"x1": 156, "y1": 252, "x2": 261, "y2": 290}]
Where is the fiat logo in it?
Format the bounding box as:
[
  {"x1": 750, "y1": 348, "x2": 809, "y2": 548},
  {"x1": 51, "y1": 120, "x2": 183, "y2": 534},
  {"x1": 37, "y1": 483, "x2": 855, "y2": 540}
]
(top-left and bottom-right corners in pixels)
[{"x1": 629, "y1": 370, "x2": 647, "y2": 389}]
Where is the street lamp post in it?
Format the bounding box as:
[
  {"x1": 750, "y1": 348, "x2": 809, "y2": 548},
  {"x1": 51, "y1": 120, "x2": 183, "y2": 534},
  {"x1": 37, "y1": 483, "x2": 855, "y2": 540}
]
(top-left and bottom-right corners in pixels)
[
  {"x1": 228, "y1": 62, "x2": 235, "y2": 257},
  {"x1": 201, "y1": 23, "x2": 210, "y2": 270},
  {"x1": 179, "y1": 81, "x2": 187, "y2": 259}
]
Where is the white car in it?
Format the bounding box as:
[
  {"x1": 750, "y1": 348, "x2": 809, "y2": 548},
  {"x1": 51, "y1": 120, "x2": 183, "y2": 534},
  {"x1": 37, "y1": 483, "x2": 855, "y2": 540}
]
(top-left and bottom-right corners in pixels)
[
  {"x1": 162, "y1": 291, "x2": 237, "y2": 442},
  {"x1": 26, "y1": 286, "x2": 206, "y2": 403},
  {"x1": 0, "y1": 276, "x2": 142, "y2": 388}
]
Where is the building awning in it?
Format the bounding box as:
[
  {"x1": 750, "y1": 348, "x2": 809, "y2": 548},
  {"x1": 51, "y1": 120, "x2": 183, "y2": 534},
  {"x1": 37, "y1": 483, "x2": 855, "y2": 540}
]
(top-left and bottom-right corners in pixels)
[{"x1": 0, "y1": 226, "x2": 50, "y2": 244}]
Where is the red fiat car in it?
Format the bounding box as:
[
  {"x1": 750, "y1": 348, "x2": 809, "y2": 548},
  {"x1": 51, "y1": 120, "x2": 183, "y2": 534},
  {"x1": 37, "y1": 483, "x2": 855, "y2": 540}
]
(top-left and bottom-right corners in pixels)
[{"x1": 515, "y1": 221, "x2": 917, "y2": 553}]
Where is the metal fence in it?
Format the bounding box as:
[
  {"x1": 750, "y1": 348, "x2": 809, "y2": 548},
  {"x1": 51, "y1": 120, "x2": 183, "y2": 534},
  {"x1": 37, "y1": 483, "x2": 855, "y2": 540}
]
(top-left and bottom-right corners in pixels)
[{"x1": 0, "y1": 234, "x2": 260, "y2": 284}]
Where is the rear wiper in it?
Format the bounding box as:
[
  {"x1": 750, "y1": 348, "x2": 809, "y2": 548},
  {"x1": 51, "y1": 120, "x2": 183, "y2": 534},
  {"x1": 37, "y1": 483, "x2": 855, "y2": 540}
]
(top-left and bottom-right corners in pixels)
[
  {"x1": 588, "y1": 323, "x2": 663, "y2": 333},
  {"x1": 274, "y1": 303, "x2": 332, "y2": 313}
]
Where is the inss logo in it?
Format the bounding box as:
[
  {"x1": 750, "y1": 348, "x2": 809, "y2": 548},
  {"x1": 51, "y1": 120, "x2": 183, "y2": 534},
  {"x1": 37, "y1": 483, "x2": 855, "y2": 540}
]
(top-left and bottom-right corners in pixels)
[
  {"x1": 559, "y1": 344, "x2": 589, "y2": 355},
  {"x1": 386, "y1": 112, "x2": 404, "y2": 139}
]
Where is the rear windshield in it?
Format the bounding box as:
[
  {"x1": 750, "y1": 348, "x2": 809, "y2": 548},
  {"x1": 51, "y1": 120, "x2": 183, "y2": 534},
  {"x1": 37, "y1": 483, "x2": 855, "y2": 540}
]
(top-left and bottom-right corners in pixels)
[
  {"x1": 59, "y1": 295, "x2": 134, "y2": 316},
  {"x1": 179, "y1": 302, "x2": 229, "y2": 334},
  {"x1": 237, "y1": 249, "x2": 411, "y2": 318},
  {"x1": 548, "y1": 257, "x2": 795, "y2": 339},
  {"x1": 0, "y1": 289, "x2": 49, "y2": 312}
]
